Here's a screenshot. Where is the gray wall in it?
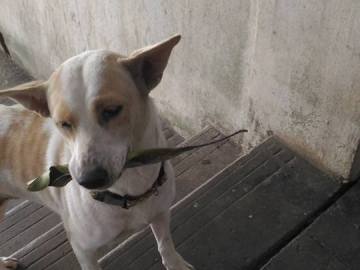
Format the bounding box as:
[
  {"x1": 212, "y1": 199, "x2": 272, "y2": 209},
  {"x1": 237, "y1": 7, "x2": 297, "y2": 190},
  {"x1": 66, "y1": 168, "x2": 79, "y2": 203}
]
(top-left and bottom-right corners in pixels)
[{"x1": 0, "y1": 0, "x2": 359, "y2": 179}]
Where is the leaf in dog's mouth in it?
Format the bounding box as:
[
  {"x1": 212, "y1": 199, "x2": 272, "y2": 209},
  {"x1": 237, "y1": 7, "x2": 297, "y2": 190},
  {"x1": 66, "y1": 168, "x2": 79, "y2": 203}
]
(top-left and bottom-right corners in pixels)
[
  {"x1": 27, "y1": 165, "x2": 71, "y2": 191},
  {"x1": 27, "y1": 129, "x2": 248, "y2": 192}
]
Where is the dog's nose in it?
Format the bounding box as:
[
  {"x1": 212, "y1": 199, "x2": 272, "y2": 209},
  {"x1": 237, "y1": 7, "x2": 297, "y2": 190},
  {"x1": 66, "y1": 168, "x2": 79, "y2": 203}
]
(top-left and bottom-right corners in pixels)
[{"x1": 77, "y1": 167, "x2": 110, "y2": 189}]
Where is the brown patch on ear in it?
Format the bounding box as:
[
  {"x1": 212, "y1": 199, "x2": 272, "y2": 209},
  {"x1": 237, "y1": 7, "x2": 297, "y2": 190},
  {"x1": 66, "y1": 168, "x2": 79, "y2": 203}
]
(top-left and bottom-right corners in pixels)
[
  {"x1": 122, "y1": 34, "x2": 181, "y2": 95},
  {"x1": 49, "y1": 74, "x2": 74, "y2": 120},
  {"x1": 0, "y1": 80, "x2": 49, "y2": 117}
]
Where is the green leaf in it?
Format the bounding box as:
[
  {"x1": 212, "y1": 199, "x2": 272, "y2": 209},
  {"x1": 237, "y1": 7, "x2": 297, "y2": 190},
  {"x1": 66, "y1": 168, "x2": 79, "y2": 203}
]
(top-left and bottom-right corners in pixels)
[
  {"x1": 27, "y1": 129, "x2": 247, "y2": 192},
  {"x1": 27, "y1": 172, "x2": 50, "y2": 191},
  {"x1": 27, "y1": 165, "x2": 71, "y2": 191},
  {"x1": 125, "y1": 129, "x2": 248, "y2": 168}
]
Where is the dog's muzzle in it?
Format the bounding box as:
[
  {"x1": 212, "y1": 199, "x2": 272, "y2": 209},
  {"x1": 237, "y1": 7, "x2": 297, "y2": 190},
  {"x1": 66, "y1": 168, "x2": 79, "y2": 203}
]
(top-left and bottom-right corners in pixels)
[{"x1": 77, "y1": 166, "x2": 110, "y2": 189}]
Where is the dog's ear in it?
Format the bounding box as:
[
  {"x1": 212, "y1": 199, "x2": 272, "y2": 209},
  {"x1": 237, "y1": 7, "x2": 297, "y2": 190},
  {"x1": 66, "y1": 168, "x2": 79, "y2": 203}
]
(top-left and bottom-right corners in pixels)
[
  {"x1": 123, "y1": 34, "x2": 181, "y2": 95},
  {"x1": 0, "y1": 80, "x2": 50, "y2": 117}
]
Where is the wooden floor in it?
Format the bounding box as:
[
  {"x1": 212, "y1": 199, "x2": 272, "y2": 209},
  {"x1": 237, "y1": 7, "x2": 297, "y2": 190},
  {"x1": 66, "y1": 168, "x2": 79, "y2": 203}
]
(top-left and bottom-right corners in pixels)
[
  {"x1": 1, "y1": 50, "x2": 359, "y2": 270},
  {"x1": 101, "y1": 137, "x2": 357, "y2": 270},
  {"x1": 263, "y1": 179, "x2": 360, "y2": 270}
]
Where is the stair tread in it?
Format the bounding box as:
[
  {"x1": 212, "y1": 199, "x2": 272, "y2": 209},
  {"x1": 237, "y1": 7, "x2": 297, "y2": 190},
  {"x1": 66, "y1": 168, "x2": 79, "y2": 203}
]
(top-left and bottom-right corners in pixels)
[
  {"x1": 100, "y1": 137, "x2": 341, "y2": 270},
  {"x1": 262, "y1": 180, "x2": 360, "y2": 270}
]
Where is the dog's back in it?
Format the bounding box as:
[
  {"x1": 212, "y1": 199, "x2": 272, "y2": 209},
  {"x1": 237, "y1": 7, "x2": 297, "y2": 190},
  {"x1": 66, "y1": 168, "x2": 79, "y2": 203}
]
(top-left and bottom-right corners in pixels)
[{"x1": 0, "y1": 105, "x2": 56, "y2": 199}]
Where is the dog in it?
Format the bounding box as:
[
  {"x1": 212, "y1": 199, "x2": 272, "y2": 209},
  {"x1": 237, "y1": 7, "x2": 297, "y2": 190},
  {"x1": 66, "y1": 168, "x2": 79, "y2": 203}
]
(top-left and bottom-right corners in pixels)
[{"x1": 0, "y1": 35, "x2": 194, "y2": 270}]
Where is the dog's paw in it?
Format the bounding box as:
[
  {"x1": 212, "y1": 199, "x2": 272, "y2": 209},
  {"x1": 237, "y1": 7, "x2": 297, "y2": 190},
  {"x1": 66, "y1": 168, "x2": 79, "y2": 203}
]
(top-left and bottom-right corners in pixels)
[
  {"x1": 178, "y1": 260, "x2": 194, "y2": 270},
  {"x1": 168, "y1": 262, "x2": 194, "y2": 270},
  {"x1": 0, "y1": 257, "x2": 18, "y2": 270},
  {"x1": 163, "y1": 254, "x2": 194, "y2": 270}
]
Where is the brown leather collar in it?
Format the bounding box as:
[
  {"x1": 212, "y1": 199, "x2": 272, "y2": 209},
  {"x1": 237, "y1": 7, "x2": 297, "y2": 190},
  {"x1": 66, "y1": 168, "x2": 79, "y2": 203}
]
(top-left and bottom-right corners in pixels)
[{"x1": 90, "y1": 163, "x2": 166, "y2": 209}]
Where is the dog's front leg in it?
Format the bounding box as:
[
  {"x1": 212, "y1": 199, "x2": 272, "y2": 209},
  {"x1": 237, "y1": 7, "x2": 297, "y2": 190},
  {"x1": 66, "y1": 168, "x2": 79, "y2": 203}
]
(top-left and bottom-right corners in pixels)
[
  {"x1": 151, "y1": 211, "x2": 194, "y2": 270},
  {"x1": 70, "y1": 241, "x2": 101, "y2": 270}
]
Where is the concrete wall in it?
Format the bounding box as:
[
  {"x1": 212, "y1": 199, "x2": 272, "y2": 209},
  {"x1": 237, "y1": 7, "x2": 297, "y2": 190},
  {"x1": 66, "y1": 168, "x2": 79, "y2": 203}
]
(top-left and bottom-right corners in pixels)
[{"x1": 0, "y1": 0, "x2": 359, "y2": 180}]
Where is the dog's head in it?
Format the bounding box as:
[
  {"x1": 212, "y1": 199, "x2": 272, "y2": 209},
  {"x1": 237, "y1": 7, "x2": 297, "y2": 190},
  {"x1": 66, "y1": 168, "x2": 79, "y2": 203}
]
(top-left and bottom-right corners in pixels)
[{"x1": 0, "y1": 35, "x2": 180, "y2": 190}]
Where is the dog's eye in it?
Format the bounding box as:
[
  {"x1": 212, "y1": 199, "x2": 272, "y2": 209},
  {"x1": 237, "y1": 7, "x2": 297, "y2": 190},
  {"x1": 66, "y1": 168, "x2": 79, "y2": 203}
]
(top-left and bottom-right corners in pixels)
[
  {"x1": 59, "y1": 121, "x2": 73, "y2": 130},
  {"x1": 101, "y1": 106, "x2": 123, "y2": 122}
]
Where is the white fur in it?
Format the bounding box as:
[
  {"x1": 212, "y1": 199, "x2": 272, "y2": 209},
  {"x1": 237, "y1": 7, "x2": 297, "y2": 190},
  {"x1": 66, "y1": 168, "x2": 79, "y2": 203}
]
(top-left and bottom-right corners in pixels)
[
  {"x1": 0, "y1": 39, "x2": 192, "y2": 270},
  {"x1": 43, "y1": 120, "x2": 67, "y2": 168},
  {"x1": 0, "y1": 112, "x2": 11, "y2": 136},
  {"x1": 0, "y1": 105, "x2": 28, "y2": 136}
]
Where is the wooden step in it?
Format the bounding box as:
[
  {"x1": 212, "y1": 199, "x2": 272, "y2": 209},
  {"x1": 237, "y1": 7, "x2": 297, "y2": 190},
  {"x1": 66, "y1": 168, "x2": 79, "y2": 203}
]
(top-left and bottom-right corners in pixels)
[
  {"x1": 100, "y1": 137, "x2": 341, "y2": 270},
  {"x1": 262, "y1": 180, "x2": 360, "y2": 270},
  {"x1": 0, "y1": 201, "x2": 60, "y2": 256}
]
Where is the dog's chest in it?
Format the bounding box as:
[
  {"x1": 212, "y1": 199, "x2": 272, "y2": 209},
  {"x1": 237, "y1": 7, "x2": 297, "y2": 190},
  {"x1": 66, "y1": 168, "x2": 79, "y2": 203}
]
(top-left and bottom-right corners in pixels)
[
  {"x1": 67, "y1": 206, "x2": 146, "y2": 249},
  {"x1": 62, "y1": 182, "x2": 173, "y2": 249}
]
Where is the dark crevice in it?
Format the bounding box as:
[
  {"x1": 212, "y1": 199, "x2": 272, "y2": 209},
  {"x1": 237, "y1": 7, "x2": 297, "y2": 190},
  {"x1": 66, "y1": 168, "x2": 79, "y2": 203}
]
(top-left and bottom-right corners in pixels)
[
  {"x1": 251, "y1": 180, "x2": 358, "y2": 270},
  {"x1": 0, "y1": 32, "x2": 11, "y2": 57}
]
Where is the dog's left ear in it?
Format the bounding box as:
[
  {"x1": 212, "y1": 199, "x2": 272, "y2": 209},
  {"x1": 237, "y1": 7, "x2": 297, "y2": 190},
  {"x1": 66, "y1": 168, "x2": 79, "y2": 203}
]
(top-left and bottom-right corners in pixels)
[
  {"x1": 0, "y1": 80, "x2": 50, "y2": 117},
  {"x1": 122, "y1": 34, "x2": 181, "y2": 95}
]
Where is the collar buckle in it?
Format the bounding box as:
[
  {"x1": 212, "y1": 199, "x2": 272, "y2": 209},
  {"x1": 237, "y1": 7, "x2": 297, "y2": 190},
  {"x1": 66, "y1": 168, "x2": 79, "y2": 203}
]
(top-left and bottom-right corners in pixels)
[{"x1": 123, "y1": 195, "x2": 129, "y2": 209}]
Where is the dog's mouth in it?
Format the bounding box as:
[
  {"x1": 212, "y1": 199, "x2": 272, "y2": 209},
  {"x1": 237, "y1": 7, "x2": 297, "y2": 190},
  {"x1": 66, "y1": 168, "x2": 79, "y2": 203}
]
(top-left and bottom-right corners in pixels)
[
  {"x1": 92, "y1": 170, "x2": 124, "y2": 192},
  {"x1": 27, "y1": 129, "x2": 248, "y2": 192}
]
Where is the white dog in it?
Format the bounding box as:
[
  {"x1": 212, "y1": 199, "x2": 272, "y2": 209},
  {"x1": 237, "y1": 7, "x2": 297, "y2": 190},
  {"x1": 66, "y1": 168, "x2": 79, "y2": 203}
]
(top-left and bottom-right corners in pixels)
[{"x1": 0, "y1": 35, "x2": 193, "y2": 270}]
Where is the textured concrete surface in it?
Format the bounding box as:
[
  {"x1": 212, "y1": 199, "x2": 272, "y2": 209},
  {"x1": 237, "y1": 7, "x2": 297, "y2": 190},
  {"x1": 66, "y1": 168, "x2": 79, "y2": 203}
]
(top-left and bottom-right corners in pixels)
[
  {"x1": 0, "y1": 1, "x2": 358, "y2": 179},
  {"x1": 0, "y1": 50, "x2": 32, "y2": 89},
  {"x1": 241, "y1": 0, "x2": 360, "y2": 181}
]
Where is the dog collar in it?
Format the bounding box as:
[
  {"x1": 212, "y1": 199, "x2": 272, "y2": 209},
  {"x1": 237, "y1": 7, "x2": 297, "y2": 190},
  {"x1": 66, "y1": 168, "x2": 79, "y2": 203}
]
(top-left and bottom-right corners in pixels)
[{"x1": 90, "y1": 163, "x2": 166, "y2": 209}]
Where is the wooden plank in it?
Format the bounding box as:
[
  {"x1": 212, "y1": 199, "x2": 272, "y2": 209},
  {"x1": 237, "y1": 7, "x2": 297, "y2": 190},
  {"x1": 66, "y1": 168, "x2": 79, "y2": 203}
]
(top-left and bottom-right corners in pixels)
[
  {"x1": 44, "y1": 252, "x2": 79, "y2": 270},
  {"x1": 27, "y1": 241, "x2": 73, "y2": 270},
  {"x1": 172, "y1": 127, "x2": 223, "y2": 168},
  {"x1": 174, "y1": 140, "x2": 241, "y2": 202},
  {"x1": 262, "y1": 181, "x2": 360, "y2": 270},
  {"x1": 1, "y1": 202, "x2": 41, "y2": 233},
  {"x1": 1, "y1": 212, "x2": 60, "y2": 256},
  {"x1": 167, "y1": 132, "x2": 185, "y2": 147},
  {"x1": 0, "y1": 206, "x2": 50, "y2": 242},
  {"x1": 160, "y1": 118, "x2": 184, "y2": 145},
  {"x1": 102, "y1": 138, "x2": 341, "y2": 270},
  {"x1": 5, "y1": 199, "x2": 25, "y2": 213},
  {"x1": 14, "y1": 224, "x2": 65, "y2": 266},
  {"x1": 262, "y1": 235, "x2": 349, "y2": 270}
]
